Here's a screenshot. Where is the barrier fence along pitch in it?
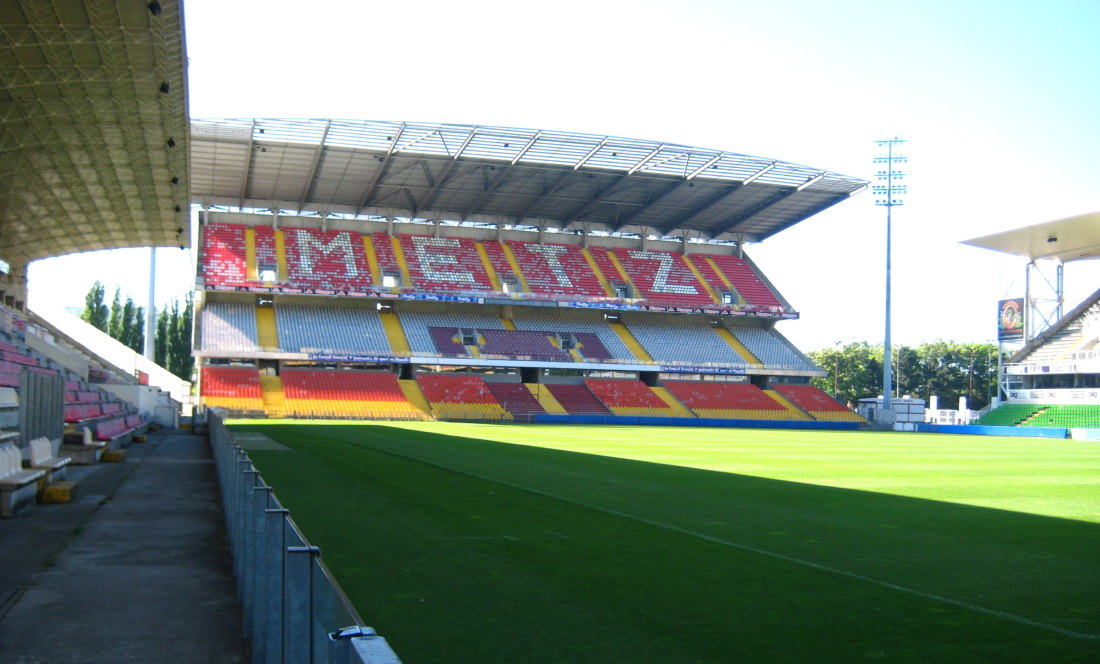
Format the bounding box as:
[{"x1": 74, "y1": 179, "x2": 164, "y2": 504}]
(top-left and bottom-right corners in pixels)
[{"x1": 208, "y1": 409, "x2": 402, "y2": 664}]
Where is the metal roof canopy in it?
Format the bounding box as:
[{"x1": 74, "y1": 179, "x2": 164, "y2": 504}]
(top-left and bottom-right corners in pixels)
[
  {"x1": 962, "y1": 211, "x2": 1100, "y2": 346},
  {"x1": 961, "y1": 211, "x2": 1100, "y2": 263},
  {"x1": 0, "y1": 0, "x2": 190, "y2": 270},
  {"x1": 191, "y1": 119, "x2": 868, "y2": 243}
]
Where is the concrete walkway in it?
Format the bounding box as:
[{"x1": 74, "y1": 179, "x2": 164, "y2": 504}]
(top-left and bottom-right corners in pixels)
[{"x1": 0, "y1": 431, "x2": 247, "y2": 664}]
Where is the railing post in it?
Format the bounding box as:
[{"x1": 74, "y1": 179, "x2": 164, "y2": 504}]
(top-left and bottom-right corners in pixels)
[
  {"x1": 286, "y1": 545, "x2": 321, "y2": 663},
  {"x1": 239, "y1": 467, "x2": 260, "y2": 635},
  {"x1": 249, "y1": 485, "x2": 273, "y2": 660},
  {"x1": 261, "y1": 507, "x2": 289, "y2": 664}
]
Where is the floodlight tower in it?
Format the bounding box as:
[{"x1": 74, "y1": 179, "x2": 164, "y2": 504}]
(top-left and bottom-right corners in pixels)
[{"x1": 873, "y1": 137, "x2": 906, "y2": 424}]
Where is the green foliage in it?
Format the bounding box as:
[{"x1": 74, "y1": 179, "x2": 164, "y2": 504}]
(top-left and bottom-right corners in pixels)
[
  {"x1": 156, "y1": 292, "x2": 193, "y2": 382},
  {"x1": 107, "y1": 287, "x2": 122, "y2": 340},
  {"x1": 81, "y1": 282, "x2": 145, "y2": 353},
  {"x1": 808, "y1": 340, "x2": 1001, "y2": 410},
  {"x1": 154, "y1": 309, "x2": 168, "y2": 367},
  {"x1": 80, "y1": 281, "x2": 109, "y2": 331}
]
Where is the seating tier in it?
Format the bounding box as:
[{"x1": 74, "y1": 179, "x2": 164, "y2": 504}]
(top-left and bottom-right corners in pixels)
[
  {"x1": 731, "y1": 328, "x2": 814, "y2": 371},
  {"x1": 664, "y1": 381, "x2": 785, "y2": 414},
  {"x1": 609, "y1": 248, "x2": 713, "y2": 306},
  {"x1": 772, "y1": 384, "x2": 855, "y2": 416},
  {"x1": 416, "y1": 373, "x2": 510, "y2": 420},
  {"x1": 282, "y1": 227, "x2": 371, "y2": 290},
  {"x1": 201, "y1": 223, "x2": 249, "y2": 286},
  {"x1": 196, "y1": 223, "x2": 789, "y2": 312},
  {"x1": 398, "y1": 235, "x2": 494, "y2": 293},
  {"x1": 584, "y1": 379, "x2": 682, "y2": 417},
  {"x1": 484, "y1": 383, "x2": 545, "y2": 415},
  {"x1": 202, "y1": 366, "x2": 264, "y2": 399},
  {"x1": 702, "y1": 255, "x2": 783, "y2": 309},
  {"x1": 511, "y1": 313, "x2": 633, "y2": 362},
  {"x1": 506, "y1": 241, "x2": 607, "y2": 298},
  {"x1": 275, "y1": 305, "x2": 391, "y2": 355},
  {"x1": 627, "y1": 319, "x2": 746, "y2": 366},
  {"x1": 545, "y1": 384, "x2": 610, "y2": 415},
  {"x1": 200, "y1": 302, "x2": 259, "y2": 352},
  {"x1": 282, "y1": 370, "x2": 425, "y2": 419}
]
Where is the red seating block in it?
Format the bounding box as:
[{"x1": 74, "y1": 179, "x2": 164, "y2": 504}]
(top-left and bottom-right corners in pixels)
[
  {"x1": 282, "y1": 370, "x2": 408, "y2": 402},
  {"x1": 545, "y1": 384, "x2": 610, "y2": 414},
  {"x1": 504, "y1": 241, "x2": 607, "y2": 298},
  {"x1": 664, "y1": 381, "x2": 784, "y2": 410},
  {"x1": 201, "y1": 223, "x2": 249, "y2": 286},
  {"x1": 772, "y1": 384, "x2": 849, "y2": 412},
  {"x1": 398, "y1": 235, "x2": 494, "y2": 293},
  {"x1": 702, "y1": 254, "x2": 783, "y2": 309},
  {"x1": 201, "y1": 367, "x2": 263, "y2": 399},
  {"x1": 610, "y1": 248, "x2": 713, "y2": 306},
  {"x1": 415, "y1": 373, "x2": 499, "y2": 405},
  {"x1": 585, "y1": 379, "x2": 666, "y2": 409},
  {"x1": 282, "y1": 227, "x2": 371, "y2": 290},
  {"x1": 484, "y1": 383, "x2": 545, "y2": 416}
]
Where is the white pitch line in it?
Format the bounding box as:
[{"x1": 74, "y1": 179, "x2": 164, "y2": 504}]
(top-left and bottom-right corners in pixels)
[{"x1": 326, "y1": 428, "x2": 1100, "y2": 641}]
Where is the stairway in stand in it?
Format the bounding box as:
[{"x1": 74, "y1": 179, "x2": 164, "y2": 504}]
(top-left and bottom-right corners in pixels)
[{"x1": 260, "y1": 375, "x2": 286, "y2": 418}]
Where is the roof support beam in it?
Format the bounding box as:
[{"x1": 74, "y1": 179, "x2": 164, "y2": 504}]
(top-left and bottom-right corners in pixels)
[
  {"x1": 561, "y1": 175, "x2": 633, "y2": 227},
  {"x1": 611, "y1": 179, "x2": 685, "y2": 232},
  {"x1": 355, "y1": 122, "x2": 406, "y2": 214},
  {"x1": 514, "y1": 170, "x2": 574, "y2": 223},
  {"x1": 656, "y1": 183, "x2": 743, "y2": 234},
  {"x1": 627, "y1": 144, "x2": 664, "y2": 174},
  {"x1": 417, "y1": 157, "x2": 470, "y2": 213},
  {"x1": 459, "y1": 165, "x2": 514, "y2": 221},
  {"x1": 710, "y1": 188, "x2": 800, "y2": 237},
  {"x1": 511, "y1": 131, "x2": 541, "y2": 165},
  {"x1": 574, "y1": 137, "x2": 608, "y2": 170},
  {"x1": 296, "y1": 119, "x2": 330, "y2": 213},
  {"x1": 238, "y1": 120, "x2": 256, "y2": 209},
  {"x1": 752, "y1": 193, "x2": 849, "y2": 242}
]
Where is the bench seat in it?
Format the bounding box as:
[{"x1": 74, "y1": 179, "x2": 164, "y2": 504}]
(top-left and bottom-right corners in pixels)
[{"x1": 1, "y1": 442, "x2": 46, "y2": 517}]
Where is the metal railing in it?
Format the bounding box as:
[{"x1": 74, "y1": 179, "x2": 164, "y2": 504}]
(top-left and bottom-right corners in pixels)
[{"x1": 208, "y1": 409, "x2": 402, "y2": 663}]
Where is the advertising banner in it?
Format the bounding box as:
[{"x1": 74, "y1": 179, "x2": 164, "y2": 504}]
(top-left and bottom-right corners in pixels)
[{"x1": 997, "y1": 298, "x2": 1024, "y2": 341}]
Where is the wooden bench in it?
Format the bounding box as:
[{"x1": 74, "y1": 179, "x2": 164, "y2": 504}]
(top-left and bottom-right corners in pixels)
[{"x1": 1, "y1": 441, "x2": 45, "y2": 517}]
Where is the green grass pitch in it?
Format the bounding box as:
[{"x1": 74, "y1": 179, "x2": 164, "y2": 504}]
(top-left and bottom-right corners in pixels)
[{"x1": 227, "y1": 421, "x2": 1100, "y2": 663}]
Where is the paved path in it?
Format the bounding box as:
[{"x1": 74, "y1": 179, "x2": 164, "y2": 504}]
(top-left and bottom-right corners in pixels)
[{"x1": 0, "y1": 431, "x2": 247, "y2": 663}]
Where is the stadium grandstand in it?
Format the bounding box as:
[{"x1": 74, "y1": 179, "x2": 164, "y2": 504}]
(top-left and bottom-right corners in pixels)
[
  {"x1": 963, "y1": 212, "x2": 1100, "y2": 430},
  {"x1": 191, "y1": 118, "x2": 870, "y2": 426},
  {"x1": 0, "y1": 0, "x2": 188, "y2": 506}
]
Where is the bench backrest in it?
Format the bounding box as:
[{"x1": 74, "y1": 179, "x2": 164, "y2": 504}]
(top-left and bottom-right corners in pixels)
[
  {"x1": 1, "y1": 443, "x2": 19, "y2": 477},
  {"x1": 30, "y1": 437, "x2": 50, "y2": 465}
]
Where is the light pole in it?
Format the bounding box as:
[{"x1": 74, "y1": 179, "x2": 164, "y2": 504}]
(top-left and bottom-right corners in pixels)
[
  {"x1": 873, "y1": 137, "x2": 906, "y2": 424},
  {"x1": 833, "y1": 340, "x2": 842, "y2": 398}
]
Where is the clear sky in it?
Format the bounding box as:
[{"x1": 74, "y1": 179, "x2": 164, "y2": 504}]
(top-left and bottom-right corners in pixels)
[{"x1": 27, "y1": 0, "x2": 1100, "y2": 351}]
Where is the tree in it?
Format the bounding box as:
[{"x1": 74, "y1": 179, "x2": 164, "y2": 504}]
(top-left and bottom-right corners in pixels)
[
  {"x1": 81, "y1": 281, "x2": 109, "y2": 331},
  {"x1": 154, "y1": 309, "x2": 169, "y2": 367},
  {"x1": 809, "y1": 340, "x2": 1001, "y2": 411},
  {"x1": 107, "y1": 287, "x2": 123, "y2": 340},
  {"x1": 82, "y1": 282, "x2": 149, "y2": 353},
  {"x1": 156, "y1": 293, "x2": 194, "y2": 382},
  {"x1": 808, "y1": 341, "x2": 882, "y2": 406},
  {"x1": 121, "y1": 301, "x2": 145, "y2": 353}
]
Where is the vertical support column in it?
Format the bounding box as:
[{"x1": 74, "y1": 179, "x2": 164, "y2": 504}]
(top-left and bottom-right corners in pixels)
[
  {"x1": 145, "y1": 247, "x2": 156, "y2": 360},
  {"x1": 285, "y1": 546, "x2": 321, "y2": 664},
  {"x1": 240, "y1": 468, "x2": 261, "y2": 638},
  {"x1": 249, "y1": 485, "x2": 274, "y2": 652},
  {"x1": 261, "y1": 507, "x2": 289, "y2": 664}
]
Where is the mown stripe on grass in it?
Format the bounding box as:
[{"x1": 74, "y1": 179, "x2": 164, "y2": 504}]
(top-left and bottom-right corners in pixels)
[{"x1": 298, "y1": 423, "x2": 1100, "y2": 641}]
